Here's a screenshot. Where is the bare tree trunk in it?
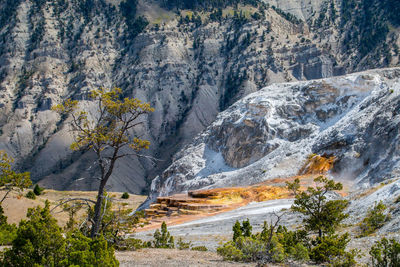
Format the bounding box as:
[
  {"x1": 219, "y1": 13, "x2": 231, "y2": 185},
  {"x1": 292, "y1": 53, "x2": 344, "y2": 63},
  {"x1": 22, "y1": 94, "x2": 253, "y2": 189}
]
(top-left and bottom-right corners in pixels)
[
  {"x1": 91, "y1": 151, "x2": 118, "y2": 238},
  {"x1": 91, "y1": 178, "x2": 107, "y2": 238},
  {"x1": 0, "y1": 189, "x2": 11, "y2": 205}
]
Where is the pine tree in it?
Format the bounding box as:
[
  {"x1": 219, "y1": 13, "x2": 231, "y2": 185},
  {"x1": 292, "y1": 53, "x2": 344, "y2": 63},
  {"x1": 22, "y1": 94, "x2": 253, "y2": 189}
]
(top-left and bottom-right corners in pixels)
[
  {"x1": 153, "y1": 222, "x2": 174, "y2": 248},
  {"x1": 241, "y1": 219, "x2": 252, "y2": 237},
  {"x1": 233, "y1": 220, "x2": 243, "y2": 241},
  {"x1": 52, "y1": 88, "x2": 154, "y2": 238},
  {"x1": 0, "y1": 151, "x2": 31, "y2": 204},
  {"x1": 2, "y1": 201, "x2": 65, "y2": 266},
  {"x1": 286, "y1": 176, "x2": 349, "y2": 238}
]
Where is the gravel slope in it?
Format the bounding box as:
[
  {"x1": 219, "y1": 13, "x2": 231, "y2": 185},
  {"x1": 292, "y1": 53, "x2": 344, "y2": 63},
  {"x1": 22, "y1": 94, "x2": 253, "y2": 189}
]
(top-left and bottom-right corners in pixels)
[{"x1": 116, "y1": 249, "x2": 255, "y2": 267}]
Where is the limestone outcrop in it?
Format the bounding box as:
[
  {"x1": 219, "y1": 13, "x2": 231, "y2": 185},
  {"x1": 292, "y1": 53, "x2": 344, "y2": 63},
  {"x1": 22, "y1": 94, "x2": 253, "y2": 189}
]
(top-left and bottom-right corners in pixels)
[{"x1": 149, "y1": 68, "x2": 400, "y2": 203}]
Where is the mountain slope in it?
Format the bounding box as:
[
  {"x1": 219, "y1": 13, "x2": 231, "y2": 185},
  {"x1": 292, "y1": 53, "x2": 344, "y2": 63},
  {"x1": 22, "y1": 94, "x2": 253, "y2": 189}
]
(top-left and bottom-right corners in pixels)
[
  {"x1": 0, "y1": 0, "x2": 398, "y2": 194},
  {"x1": 149, "y1": 68, "x2": 400, "y2": 202}
]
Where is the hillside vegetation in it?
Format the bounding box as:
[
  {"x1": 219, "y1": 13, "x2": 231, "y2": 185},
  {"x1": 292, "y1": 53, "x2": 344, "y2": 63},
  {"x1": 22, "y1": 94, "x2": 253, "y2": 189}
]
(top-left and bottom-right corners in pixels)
[{"x1": 0, "y1": 0, "x2": 399, "y2": 195}]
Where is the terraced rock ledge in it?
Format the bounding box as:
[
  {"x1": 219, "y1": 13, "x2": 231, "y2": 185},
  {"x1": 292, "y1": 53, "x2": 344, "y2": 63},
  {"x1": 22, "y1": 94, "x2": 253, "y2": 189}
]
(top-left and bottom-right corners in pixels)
[{"x1": 140, "y1": 175, "x2": 337, "y2": 231}]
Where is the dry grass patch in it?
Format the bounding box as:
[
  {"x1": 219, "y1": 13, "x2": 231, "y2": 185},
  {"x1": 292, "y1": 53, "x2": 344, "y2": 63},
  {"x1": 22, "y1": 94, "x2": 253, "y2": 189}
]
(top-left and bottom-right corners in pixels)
[{"x1": 0, "y1": 189, "x2": 146, "y2": 227}]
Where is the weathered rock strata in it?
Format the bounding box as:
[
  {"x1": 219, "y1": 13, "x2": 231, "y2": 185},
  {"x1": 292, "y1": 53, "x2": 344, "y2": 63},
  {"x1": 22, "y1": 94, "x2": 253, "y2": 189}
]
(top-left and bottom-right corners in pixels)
[
  {"x1": 0, "y1": 0, "x2": 399, "y2": 194},
  {"x1": 149, "y1": 68, "x2": 400, "y2": 204}
]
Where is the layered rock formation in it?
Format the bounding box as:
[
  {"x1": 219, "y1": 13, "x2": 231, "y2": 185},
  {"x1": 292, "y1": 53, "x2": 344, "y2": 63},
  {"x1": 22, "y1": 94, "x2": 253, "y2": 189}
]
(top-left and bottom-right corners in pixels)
[
  {"x1": 0, "y1": 0, "x2": 399, "y2": 194},
  {"x1": 149, "y1": 68, "x2": 400, "y2": 203}
]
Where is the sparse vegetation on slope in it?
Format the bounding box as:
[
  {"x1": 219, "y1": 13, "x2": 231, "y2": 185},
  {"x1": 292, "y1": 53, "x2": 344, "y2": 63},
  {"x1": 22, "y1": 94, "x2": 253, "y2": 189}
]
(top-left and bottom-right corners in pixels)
[
  {"x1": 340, "y1": 0, "x2": 400, "y2": 66},
  {"x1": 162, "y1": 0, "x2": 260, "y2": 11},
  {"x1": 370, "y1": 238, "x2": 400, "y2": 267},
  {"x1": 0, "y1": 0, "x2": 398, "y2": 196},
  {"x1": 359, "y1": 201, "x2": 390, "y2": 237},
  {"x1": 25, "y1": 190, "x2": 36, "y2": 200},
  {"x1": 217, "y1": 177, "x2": 358, "y2": 266},
  {"x1": 120, "y1": 0, "x2": 149, "y2": 38},
  {"x1": 33, "y1": 184, "x2": 44, "y2": 196}
]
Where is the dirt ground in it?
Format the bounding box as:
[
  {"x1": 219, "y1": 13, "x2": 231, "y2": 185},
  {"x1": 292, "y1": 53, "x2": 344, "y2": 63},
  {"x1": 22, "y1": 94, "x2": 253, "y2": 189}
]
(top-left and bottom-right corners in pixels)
[
  {"x1": 0, "y1": 190, "x2": 147, "y2": 226},
  {"x1": 116, "y1": 249, "x2": 256, "y2": 267}
]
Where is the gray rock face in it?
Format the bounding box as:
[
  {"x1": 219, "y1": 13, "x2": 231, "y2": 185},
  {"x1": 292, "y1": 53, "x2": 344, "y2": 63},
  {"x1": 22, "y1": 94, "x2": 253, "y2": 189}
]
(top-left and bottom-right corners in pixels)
[
  {"x1": 150, "y1": 68, "x2": 400, "y2": 202},
  {"x1": 263, "y1": 0, "x2": 325, "y2": 21},
  {"x1": 0, "y1": 0, "x2": 398, "y2": 194}
]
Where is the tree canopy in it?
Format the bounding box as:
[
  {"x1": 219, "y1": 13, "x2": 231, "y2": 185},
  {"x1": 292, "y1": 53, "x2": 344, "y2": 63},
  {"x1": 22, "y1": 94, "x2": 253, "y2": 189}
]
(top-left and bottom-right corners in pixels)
[
  {"x1": 0, "y1": 151, "x2": 31, "y2": 204},
  {"x1": 2, "y1": 201, "x2": 118, "y2": 266},
  {"x1": 286, "y1": 176, "x2": 349, "y2": 238},
  {"x1": 52, "y1": 87, "x2": 154, "y2": 238}
]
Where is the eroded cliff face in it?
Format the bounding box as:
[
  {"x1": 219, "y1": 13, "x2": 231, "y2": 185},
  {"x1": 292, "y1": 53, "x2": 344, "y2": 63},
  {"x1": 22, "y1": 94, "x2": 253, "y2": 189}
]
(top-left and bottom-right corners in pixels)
[
  {"x1": 0, "y1": 0, "x2": 399, "y2": 193},
  {"x1": 149, "y1": 68, "x2": 400, "y2": 202}
]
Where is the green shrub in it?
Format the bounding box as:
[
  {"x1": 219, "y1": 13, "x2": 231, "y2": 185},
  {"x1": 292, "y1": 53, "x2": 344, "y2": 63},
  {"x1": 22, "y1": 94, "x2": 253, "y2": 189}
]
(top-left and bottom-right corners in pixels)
[
  {"x1": 33, "y1": 184, "x2": 44, "y2": 196},
  {"x1": 360, "y1": 201, "x2": 389, "y2": 236},
  {"x1": 0, "y1": 206, "x2": 17, "y2": 245},
  {"x1": 177, "y1": 237, "x2": 191, "y2": 250},
  {"x1": 270, "y1": 236, "x2": 286, "y2": 263},
  {"x1": 241, "y1": 219, "x2": 252, "y2": 237},
  {"x1": 288, "y1": 243, "x2": 309, "y2": 262},
  {"x1": 0, "y1": 223, "x2": 17, "y2": 245},
  {"x1": 235, "y1": 236, "x2": 266, "y2": 262},
  {"x1": 275, "y1": 225, "x2": 309, "y2": 254},
  {"x1": 310, "y1": 233, "x2": 357, "y2": 266},
  {"x1": 191, "y1": 245, "x2": 208, "y2": 251},
  {"x1": 116, "y1": 238, "x2": 149, "y2": 251},
  {"x1": 217, "y1": 242, "x2": 244, "y2": 261},
  {"x1": 2, "y1": 201, "x2": 66, "y2": 266},
  {"x1": 219, "y1": 214, "x2": 357, "y2": 265},
  {"x1": 233, "y1": 220, "x2": 243, "y2": 241},
  {"x1": 328, "y1": 249, "x2": 360, "y2": 267},
  {"x1": 1, "y1": 202, "x2": 119, "y2": 266},
  {"x1": 232, "y1": 219, "x2": 252, "y2": 242},
  {"x1": 370, "y1": 238, "x2": 400, "y2": 267},
  {"x1": 218, "y1": 220, "x2": 299, "y2": 263},
  {"x1": 121, "y1": 192, "x2": 129, "y2": 199},
  {"x1": 218, "y1": 235, "x2": 282, "y2": 262},
  {"x1": 153, "y1": 222, "x2": 174, "y2": 248},
  {"x1": 61, "y1": 231, "x2": 119, "y2": 266},
  {"x1": 25, "y1": 190, "x2": 36, "y2": 199}
]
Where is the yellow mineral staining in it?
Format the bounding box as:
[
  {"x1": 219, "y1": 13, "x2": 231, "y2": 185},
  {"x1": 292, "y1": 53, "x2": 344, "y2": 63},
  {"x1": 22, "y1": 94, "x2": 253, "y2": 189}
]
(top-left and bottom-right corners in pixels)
[
  {"x1": 299, "y1": 154, "x2": 336, "y2": 175},
  {"x1": 139, "y1": 175, "x2": 330, "y2": 232},
  {"x1": 144, "y1": 184, "x2": 291, "y2": 226}
]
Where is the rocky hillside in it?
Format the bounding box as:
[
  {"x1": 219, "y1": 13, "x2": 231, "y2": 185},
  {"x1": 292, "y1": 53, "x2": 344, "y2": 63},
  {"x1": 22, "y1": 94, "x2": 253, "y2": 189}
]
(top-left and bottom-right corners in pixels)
[
  {"x1": 0, "y1": 0, "x2": 399, "y2": 194},
  {"x1": 149, "y1": 68, "x2": 400, "y2": 202}
]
